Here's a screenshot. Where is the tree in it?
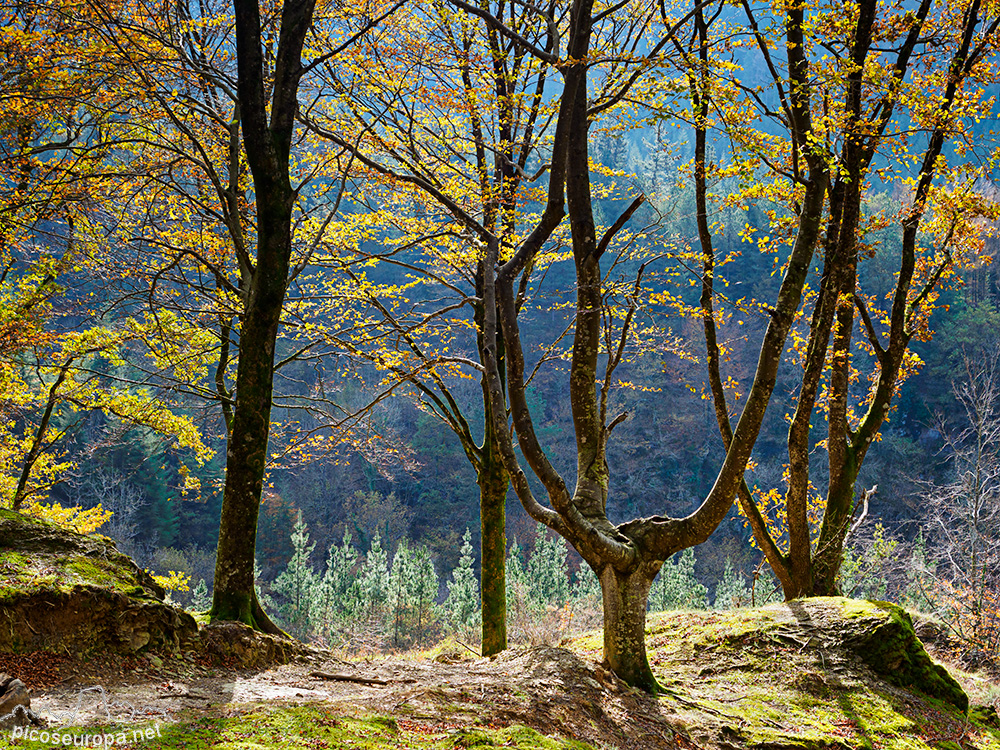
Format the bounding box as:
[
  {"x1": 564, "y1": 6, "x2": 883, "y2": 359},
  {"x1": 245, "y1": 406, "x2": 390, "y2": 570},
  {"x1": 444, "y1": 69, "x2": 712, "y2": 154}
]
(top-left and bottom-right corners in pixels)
[
  {"x1": 190, "y1": 578, "x2": 212, "y2": 611},
  {"x1": 0, "y1": 0, "x2": 215, "y2": 530},
  {"x1": 469, "y1": 0, "x2": 836, "y2": 690},
  {"x1": 920, "y1": 351, "x2": 1000, "y2": 654},
  {"x1": 388, "y1": 539, "x2": 440, "y2": 646},
  {"x1": 713, "y1": 558, "x2": 750, "y2": 611},
  {"x1": 303, "y1": 0, "x2": 570, "y2": 655},
  {"x1": 357, "y1": 530, "x2": 391, "y2": 625},
  {"x1": 505, "y1": 537, "x2": 528, "y2": 608},
  {"x1": 526, "y1": 525, "x2": 569, "y2": 610},
  {"x1": 649, "y1": 549, "x2": 707, "y2": 612},
  {"x1": 314, "y1": 530, "x2": 362, "y2": 643},
  {"x1": 690, "y1": 0, "x2": 1000, "y2": 598},
  {"x1": 210, "y1": 0, "x2": 344, "y2": 629},
  {"x1": 444, "y1": 528, "x2": 480, "y2": 639},
  {"x1": 315, "y1": 0, "x2": 821, "y2": 690},
  {"x1": 270, "y1": 510, "x2": 319, "y2": 638}
]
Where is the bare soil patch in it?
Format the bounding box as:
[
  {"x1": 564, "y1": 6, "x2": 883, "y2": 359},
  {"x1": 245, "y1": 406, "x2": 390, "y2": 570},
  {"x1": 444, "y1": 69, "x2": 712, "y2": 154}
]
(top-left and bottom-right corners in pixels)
[{"x1": 24, "y1": 644, "x2": 681, "y2": 749}]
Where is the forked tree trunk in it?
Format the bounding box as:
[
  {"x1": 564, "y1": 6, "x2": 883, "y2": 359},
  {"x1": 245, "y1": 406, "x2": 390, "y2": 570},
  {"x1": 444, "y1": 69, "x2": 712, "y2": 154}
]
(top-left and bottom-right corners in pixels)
[{"x1": 599, "y1": 563, "x2": 658, "y2": 693}]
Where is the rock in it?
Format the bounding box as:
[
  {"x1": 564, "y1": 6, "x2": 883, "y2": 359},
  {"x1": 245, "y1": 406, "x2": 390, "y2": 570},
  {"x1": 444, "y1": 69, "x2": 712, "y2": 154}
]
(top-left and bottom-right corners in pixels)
[
  {"x1": 0, "y1": 674, "x2": 40, "y2": 729},
  {"x1": 0, "y1": 509, "x2": 197, "y2": 657},
  {"x1": 198, "y1": 622, "x2": 306, "y2": 668},
  {"x1": 752, "y1": 598, "x2": 970, "y2": 712},
  {"x1": 128, "y1": 629, "x2": 152, "y2": 651}
]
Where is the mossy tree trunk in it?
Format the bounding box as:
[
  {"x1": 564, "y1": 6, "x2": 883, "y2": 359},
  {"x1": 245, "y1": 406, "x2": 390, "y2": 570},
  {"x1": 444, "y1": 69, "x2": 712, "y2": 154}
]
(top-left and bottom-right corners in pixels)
[
  {"x1": 478, "y1": 444, "x2": 508, "y2": 656},
  {"x1": 476, "y1": 277, "x2": 509, "y2": 657},
  {"x1": 694, "y1": 0, "x2": 995, "y2": 602},
  {"x1": 471, "y1": 0, "x2": 821, "y2": 691},
  {"x1": 599, "y1": 564, "x2": 658, "y2": 692},
  {"x1": 210, "y1": 0, "x2": 315, "y2": 632}
]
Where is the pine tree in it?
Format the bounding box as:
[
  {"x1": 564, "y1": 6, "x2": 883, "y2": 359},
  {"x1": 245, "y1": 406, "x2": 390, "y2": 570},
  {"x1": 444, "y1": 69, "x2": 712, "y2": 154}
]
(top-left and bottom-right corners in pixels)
[
  {"x1": 751, "y1": 566, "x2": 781, "y2": 606},
  {"x1": 571, "y1": 561, "x2": 602, "y2": 606},
  {"x1": 271, "y1": 511, "x2": 319, "y2": 638},
  {"x1": 649, "y1": 548, "x2": 707, "y2": 612},
  {"x1": 445, "y1": 528, "x2": 480, "y2": 639},
  {"x1": 713, "y1": 558, "x2": 750, "y2": 610},
  {"x1": 388, "y1": 539, "x2": 413, "y2": 647},
  {"x1": 190, "y1": 578, "x2": 211, "y2": 612},
  {"x1": 505, "y1": 537, "x2": 528, "y2": 607},
  {"x1": 410, "y1": 545, "x2": 440, "y2": 642},
  {"x1": 527, "y1": 525, "x2": 569, "y2": 610},
  {"x1": 358, "y1": 530, "x2": 390, "y2": 624},
  {"x1": 314, "y1": 529, "x2": 361, "y2": 644}
]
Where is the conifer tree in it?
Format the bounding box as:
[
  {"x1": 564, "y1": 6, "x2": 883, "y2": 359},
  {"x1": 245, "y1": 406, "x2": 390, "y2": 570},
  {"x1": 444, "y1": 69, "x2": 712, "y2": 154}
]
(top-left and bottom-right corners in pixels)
[
  {"x1": 410, "y1": 546, "x2": 439, "y2": 642},
  {"x1": 505, "y1": 538, "x2": 528, "y2": 607},
  {"x1": 315, "y1": 530, "x2": 361, "y2": 643},
  {"x1": 190, "y1": 578, "x2": 212, "y2": 612},
  {"x1": 388, "y1": 539, "x2": 413, "y2": 646},
  {"x1": 527, "y1": 526, "x2": 569, "y2": 610},
  {"x1": 713, "y1": 559, "x2": 750, "y2": 610},
  {"x1": 571, "y1": 562, "x2": 602, "y2": 606},
  {"x1": 358, "y1": 531, "x2": 390, "y2": 624},
  {"x1": 648, "y1": 549, "x2": 707, "y2": 612},
  {"x1": 271, "y1": 511, "x2": 318, "y2": 637},
  {"x1": 445, "y1": 529, "x2": 480, "y2": 639},
  {"x1": 751, "y1": 567, "x2": 782, "y2": 607}
]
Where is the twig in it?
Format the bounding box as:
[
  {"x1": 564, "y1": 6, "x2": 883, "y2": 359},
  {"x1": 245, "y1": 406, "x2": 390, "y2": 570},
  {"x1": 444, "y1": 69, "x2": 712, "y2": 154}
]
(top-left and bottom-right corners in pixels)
[{"x1": 308, "y1": 671, "x2": 396, "y2": 686}]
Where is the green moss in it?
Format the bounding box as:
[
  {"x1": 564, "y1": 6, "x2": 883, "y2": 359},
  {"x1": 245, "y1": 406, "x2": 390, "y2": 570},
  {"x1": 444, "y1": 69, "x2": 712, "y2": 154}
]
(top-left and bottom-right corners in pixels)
[
  {"x1": 1, "y1": 551, "x2": 29, "y2": 566},
  {"x1": 59, "y1": 557, "x2": 145, "y2": 597},
  {"x1": 0, "y1": 549, "x2": 148, "y2": 604},
  {"x1": 0, "y1": 509, "x2": 45, "y2": 526},
  {"x1": 7, "y1": 706, "x2": 594, "y2": 750},
  {"x1": 567, "y1": 599, "x2": 1000, "y2": 750}
]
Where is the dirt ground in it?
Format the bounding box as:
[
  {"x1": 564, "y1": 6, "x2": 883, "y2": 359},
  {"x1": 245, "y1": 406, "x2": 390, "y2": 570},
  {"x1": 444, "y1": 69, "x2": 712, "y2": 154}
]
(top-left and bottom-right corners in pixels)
[
  {"x1": 16, "y1": 645, "x2": 687, "y2": 750},
  {"x1": 6, "y1": 603, "x2": 1000, "y2": 750}
]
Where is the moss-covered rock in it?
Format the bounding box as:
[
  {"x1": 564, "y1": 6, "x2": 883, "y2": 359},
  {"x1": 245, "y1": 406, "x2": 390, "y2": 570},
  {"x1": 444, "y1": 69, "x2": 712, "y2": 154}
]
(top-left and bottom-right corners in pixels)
[
  {"x1": 567, "y1": 597, "x2": 994, "y2": 749},
  {"x1": 0, "y1": 509, "x2": 196, "y2": 656},
  {"x1": 825, "y1": 599, "x2": 968, "y2": 712}
]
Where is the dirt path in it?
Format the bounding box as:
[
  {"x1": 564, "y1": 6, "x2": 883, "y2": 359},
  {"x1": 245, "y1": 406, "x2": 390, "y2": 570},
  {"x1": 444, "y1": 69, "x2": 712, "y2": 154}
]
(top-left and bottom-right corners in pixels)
[{"x1": 23, "y1": 646, "x2": 684, "y2": 750}]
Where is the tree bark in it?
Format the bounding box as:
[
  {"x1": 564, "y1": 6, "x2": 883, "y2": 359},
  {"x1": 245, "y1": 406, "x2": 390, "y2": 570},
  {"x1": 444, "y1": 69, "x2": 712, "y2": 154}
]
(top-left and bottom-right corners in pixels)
[
  {"x1": 210, "y1": 0, "x2": 314, "y2": 632},
  {"x1": 212, "y1": 210, "x2": 290, "y2": 627},
  {"x1": 478, "y1": 448, "x2": 508, "y2": 656},
  {"x1": 599, "y1": 563, "x2": 658, "y2": 693}
]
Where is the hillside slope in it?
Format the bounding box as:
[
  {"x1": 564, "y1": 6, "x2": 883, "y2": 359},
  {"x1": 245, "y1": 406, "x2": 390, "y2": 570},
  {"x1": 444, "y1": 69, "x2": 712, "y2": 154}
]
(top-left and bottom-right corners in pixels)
[{"x1": 2, "y1": 513, "x2": 998, "y2": 749}]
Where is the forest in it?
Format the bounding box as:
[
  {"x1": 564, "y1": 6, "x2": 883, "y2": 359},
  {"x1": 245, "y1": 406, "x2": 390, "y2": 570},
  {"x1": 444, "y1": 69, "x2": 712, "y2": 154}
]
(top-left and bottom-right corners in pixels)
[{"x1": 2, "y1": 0, "x2": 1000, "y2": 696}]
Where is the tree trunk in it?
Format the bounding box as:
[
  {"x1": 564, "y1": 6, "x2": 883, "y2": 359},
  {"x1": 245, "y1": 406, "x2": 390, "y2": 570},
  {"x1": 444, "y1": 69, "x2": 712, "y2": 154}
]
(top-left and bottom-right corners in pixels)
[
  {"x1": 599, "y1": 563, "x2": 658, "y2": 692},
  {"x1": 476, "y1": 267, "x2": 509, "y2": 656},
  {"x1": 479, "y1": 449, "x2": 508, "y2": 656},
  {"x1": 211, "y1": 212, "x2": 289, "y2": 631},
  {"x1": 811, "y1": 454, "x2": 858, "y2": 596},
  {"x1": 210, "y1": 0, "x2": 314, "y2": 633}
]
